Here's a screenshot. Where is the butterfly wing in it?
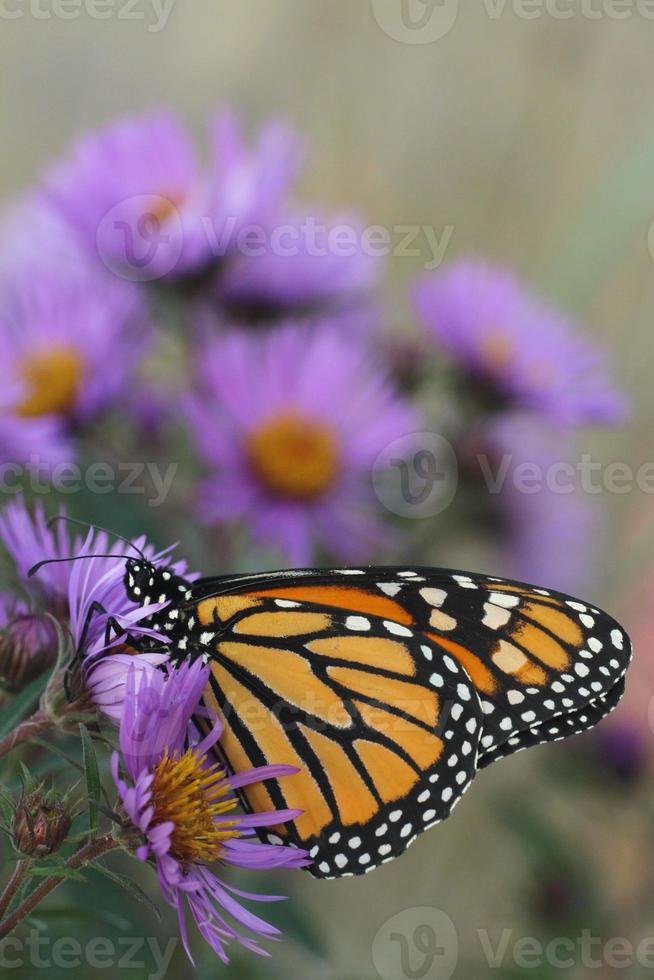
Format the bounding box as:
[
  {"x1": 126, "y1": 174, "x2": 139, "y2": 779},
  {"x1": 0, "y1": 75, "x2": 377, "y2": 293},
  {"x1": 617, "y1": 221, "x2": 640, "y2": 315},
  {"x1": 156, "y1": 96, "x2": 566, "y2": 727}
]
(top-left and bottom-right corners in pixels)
[
  {"x1": 189, "y1": 567, "x2": 631, "y2": 878},
  {"x1": 374, "y1": 570, "x2": 631, "y2": 763},
  {"x1": 199, "y1": 596, "x2": 483, "y2": 878}
]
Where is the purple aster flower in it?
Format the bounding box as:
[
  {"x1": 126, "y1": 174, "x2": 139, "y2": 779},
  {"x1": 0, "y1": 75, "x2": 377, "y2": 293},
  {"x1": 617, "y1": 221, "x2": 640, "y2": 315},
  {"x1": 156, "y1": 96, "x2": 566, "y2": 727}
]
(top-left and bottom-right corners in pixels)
[
  {"x1": 0, "y1": 401, "x2": 72, "y2": 472},
  {"x1": 0, "y1": 496, "x2": 199, "y2": 718},
  {"x1": 83, "y1": 651, "x2": 169, "y2": 723},
  {"x1": 112, "y1": 661, "x2": 310, "y2": 964},
  {"x1": 413, "y1": 259, "x2": 628, "y2": 426},
  {"x1": 0, "y1": 203, "x2": 116, "y2": 465},
  {"x1": 214, "y1": 209, "x2": 383, "y2": 323},
  {"x1": 0, "y1": 262, "x2": 149, "y2": 432},
  {"x1": 64, "y1": 527, "x2": 170, "y2": 654},
  {"x1": 0, "y1": 496, "x2": 196, "y2": 607},
  {"x1": 0, "y1": 195, "x2": 85, "y2": 275},
  {"x1": 42, "y1": 110, "x2": 302, "y2": 283},
  {"x1": 184, "y1": 322, "x2": 419, "y2": 564},
  {"x1": 501, "y1": 474, "x2": 598, "y2": 594}
]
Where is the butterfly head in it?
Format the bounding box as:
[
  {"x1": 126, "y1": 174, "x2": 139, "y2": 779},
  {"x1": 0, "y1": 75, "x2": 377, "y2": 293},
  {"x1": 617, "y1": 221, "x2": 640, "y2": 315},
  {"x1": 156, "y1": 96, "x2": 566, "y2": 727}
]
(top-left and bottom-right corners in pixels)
[{"x1": 124, "y1": 558, "x2": 193, "y2": 638}]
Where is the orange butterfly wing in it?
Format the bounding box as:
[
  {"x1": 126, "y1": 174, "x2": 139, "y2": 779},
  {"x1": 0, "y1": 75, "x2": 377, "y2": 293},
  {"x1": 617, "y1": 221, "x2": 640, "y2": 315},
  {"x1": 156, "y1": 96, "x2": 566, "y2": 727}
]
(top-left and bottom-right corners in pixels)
[{"x1": 190, "y1": 567, "x2": 631, "y2": 878}]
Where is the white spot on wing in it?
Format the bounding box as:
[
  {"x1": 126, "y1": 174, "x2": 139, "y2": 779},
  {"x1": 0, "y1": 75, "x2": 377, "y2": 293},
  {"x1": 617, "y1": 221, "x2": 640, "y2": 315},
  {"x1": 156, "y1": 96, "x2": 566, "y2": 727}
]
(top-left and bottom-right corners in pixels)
[
  {"x1": 384, "y1": 621, "x2": 412, "y2": 637},
  {"x1": 420, "y1": 587, "x2": 447, "y2": 608},
  {"x1": 345, "y1": 616, "x2": 371, "y2": 632},
  {"x1": 378, "y1": 582, "x2": 402, "y2": 597},
  {"x1": 482, "y1": 602, "x2": 512, "y2": 629},
  {"x1": 611, "y1": 629, "x2": 624, "y2": 650},
  {"x1": 488, "y1": 592, "x2": 520, "y2": 608}
]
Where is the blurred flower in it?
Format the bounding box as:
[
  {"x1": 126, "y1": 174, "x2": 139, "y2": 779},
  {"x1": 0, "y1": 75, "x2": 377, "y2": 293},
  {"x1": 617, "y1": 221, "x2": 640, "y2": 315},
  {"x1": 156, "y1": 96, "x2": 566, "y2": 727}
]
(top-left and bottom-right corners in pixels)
[
  {"x1": 505, "y1": 487, "x2": 598, "y2": 594},
  {"x1": 210, "y1": 110, "x2": 303, "y2": 245},
  {"x1": 0, "y1": 600, "x2": 58, "y2": 693},
  {"x1": 0, "y1": 203, "x2": 125, "y2": 468},
  {"x1": 112, "y1": 661, "x2": 309, "y2": 964},
  {"x1": 43, "y1": 110, "x2": 302, "y2": 282},
  {"x1": 0, "y1": 194, "x2": 89, "y2": 275},
  {"x1": 463, "y1": 416, "x2": 600, "y2": 592},
  {"x1": 591, "y1": 722, "x2": 647, "y2": 782},
  {"x1": 0, "y1": 264, "x2": 149, "y2": 435},
  {"x1": 184, "y1": 323, "x2": 418, "y2": 564},
  {"x1": 0, "y1": 397, "x2": 72, "y2": 472},
  {"x1": 413, "y1": 259, "x2": 628, "y2": 426},
  {"x1": 215, "y1": 210, "x2": 383, "y2": 323}
]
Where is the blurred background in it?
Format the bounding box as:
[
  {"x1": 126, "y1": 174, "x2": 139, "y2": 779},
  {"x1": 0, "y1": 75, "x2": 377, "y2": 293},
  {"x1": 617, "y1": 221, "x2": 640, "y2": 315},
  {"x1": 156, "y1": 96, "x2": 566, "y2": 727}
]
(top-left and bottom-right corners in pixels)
[{"x1": 1, "y1": 2, "x2": 654, "y2": 977}]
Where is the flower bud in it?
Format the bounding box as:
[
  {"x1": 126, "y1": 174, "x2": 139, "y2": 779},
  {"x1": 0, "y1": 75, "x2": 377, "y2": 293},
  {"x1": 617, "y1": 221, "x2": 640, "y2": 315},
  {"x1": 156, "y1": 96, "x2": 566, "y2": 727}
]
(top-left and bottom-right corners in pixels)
[
  {"x1": 12, "y1": 790, "x2": 72, "y2": 856},
  {"x1": 0, "y1": 611, "x2": 58, "y2": 693}
]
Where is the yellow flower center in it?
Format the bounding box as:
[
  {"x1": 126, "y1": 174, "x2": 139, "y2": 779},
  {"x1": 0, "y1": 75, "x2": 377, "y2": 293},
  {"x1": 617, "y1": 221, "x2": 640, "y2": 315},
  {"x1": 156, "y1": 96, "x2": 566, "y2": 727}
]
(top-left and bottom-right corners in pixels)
[
  {"x1": 247, "y1": 411, "x2": 339, "y2": 500},
  {"x1": 150, "y1": 748, "x2": 238, "y2": 865},
  {"x1": 146, "y1": 191, "x2": 184, "y2": 225},
  {"x1": 18, "y1": 346, "x2": 83, "y2": 418},
  {"x1": 480, "y1": 331, "x2": 513, "y2": 371}
]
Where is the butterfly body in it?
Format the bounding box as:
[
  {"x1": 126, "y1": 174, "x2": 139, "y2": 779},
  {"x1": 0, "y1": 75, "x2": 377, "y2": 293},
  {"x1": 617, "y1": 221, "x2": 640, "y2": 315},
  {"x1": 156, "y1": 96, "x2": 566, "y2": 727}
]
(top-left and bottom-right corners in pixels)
[{"x1": 124, "y1": 561, "x2": 632, "y2": 879}]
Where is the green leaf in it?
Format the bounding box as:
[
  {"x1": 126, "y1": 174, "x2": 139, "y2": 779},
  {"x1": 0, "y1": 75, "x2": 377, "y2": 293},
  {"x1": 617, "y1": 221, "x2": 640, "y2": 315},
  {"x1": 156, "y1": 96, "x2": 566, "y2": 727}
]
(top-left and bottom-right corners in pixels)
[
  {"x1": 0, "y1": 790, "x2": 13, "y2": 824},
  {"x1": 46, "y1": 614, "x2": 73, "y2": 675},
  {"x1": 31, "y1": 854, "x2": 67, "y2": 865},
  {"x1": 79, "y1": 724, "x2": 101, "y2": 834},
  {"x1": 17, "y1": 761, "x2": 37, "y2": 795},
  {"x1": 27, "y1": 865, "x2": 86, "y2": 882},
  {"x1": 95, "y1": 802, "x2": 124, "y2": 824},
  {"x1": 91, "y1": 861, "x2": 162, "y2": 921},
  {"x1": 33, "y1": 739, "x2": 114, "y2": 810},
  {"x1": 0, "y1": 671, "x2": 48, "y2": 739}
]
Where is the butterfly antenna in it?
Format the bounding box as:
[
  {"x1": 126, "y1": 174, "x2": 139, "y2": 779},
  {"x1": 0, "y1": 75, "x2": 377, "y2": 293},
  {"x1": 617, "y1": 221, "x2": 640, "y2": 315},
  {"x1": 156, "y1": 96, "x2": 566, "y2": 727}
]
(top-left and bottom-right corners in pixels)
[
  {"x1": 46, "y1": 515, "x2": 147, "y2": 561},
  {"x1": 27, "y1": 552, "x2": 139, "y2": 579}
]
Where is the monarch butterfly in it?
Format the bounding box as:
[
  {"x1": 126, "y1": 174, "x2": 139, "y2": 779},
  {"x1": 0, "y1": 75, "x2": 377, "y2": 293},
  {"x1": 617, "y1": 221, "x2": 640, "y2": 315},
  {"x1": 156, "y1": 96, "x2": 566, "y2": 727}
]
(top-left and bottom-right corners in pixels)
[{"x1": 124, "y1": 561, "x2": 631, "y2": 879}]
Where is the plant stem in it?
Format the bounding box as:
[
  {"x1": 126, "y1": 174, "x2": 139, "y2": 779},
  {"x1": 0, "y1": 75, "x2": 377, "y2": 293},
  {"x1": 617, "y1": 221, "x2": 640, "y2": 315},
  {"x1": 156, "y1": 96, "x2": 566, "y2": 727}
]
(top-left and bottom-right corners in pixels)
[
  {"x1": 0, "y1": 860, "x2": 29, "y2": 920},
  {"x1": 0, "y1": 833, "x2": 119, "y2": 938},
  {"x1": 0, "y1": 708, "x2": 54, "y2": 759}
]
